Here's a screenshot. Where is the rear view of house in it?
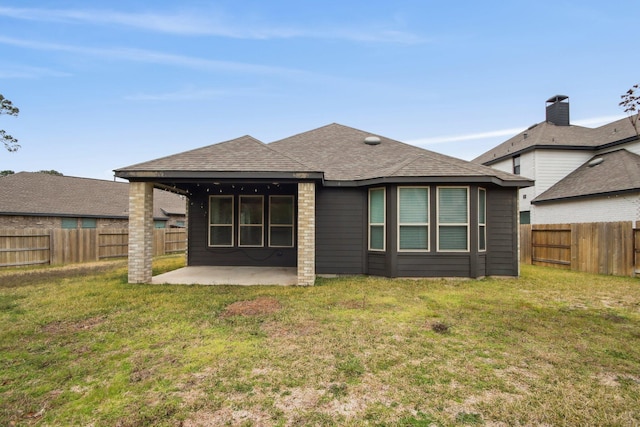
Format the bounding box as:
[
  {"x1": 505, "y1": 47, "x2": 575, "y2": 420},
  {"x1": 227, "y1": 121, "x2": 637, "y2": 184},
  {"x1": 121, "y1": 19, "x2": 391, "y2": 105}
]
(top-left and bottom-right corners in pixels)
[{"x1": 115, "y1": 123, "x2": 532, "y2": 285}]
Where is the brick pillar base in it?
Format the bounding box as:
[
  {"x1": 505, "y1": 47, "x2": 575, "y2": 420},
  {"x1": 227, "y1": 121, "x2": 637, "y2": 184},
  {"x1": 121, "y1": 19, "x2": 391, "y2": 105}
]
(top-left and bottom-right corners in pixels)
[
  {"x1": 128, "y1": 182, "x2": 154, "y2": 283},
  {"x1": 297, "y1": 182, "x2": 316, "y2": 286}
]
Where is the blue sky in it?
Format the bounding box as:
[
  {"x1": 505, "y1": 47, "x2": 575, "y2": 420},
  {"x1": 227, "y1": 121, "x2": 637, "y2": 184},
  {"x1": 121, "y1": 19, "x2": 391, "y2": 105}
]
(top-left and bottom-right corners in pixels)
[{"x1": 1, "y1": 1, "x2": 638, "y2": 180}]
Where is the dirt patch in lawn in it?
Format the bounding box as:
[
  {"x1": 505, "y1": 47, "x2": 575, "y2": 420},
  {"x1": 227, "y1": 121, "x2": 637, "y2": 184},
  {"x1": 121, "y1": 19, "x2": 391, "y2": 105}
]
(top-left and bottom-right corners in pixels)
[
  {"x1": 220, "y1": 297, "x2": 282, "y2": 318},
  {"x1": 42, "y1": 315, "x2": 107, "y2": 334},
  {"x1": 0, "y1": 260, "x2": 126, "y2": 288}
]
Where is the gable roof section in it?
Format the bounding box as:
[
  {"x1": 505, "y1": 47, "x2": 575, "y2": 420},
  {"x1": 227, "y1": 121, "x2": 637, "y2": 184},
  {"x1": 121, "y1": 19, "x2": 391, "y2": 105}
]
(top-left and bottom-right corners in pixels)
[
  {"x1": 473, "y1": 117, "x2": 637, "y2": 166},
  {"x1": 115, "y1": 135, "x2": 322, "y2": 180},
  {"x1": 532, "y1": 149, "x2": 640, "y2": 204},
  {"x1": 268, "y1": 123, "x2": 530, "y2": 186},
  {"x1": 0, "y1": 172, "x2": 185, "y2": 220}
]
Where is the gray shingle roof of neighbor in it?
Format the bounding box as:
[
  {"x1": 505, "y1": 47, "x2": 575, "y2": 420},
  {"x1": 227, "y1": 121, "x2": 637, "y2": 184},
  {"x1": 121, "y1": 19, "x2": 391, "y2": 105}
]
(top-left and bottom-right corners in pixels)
[
  {"x1": 473, "y1": 117, "x2": 638, "y2": 165},
  {"x1": 116, "y1": 123, "x2": 531, "y2": 187},
  {"x1": 0, "y1": 172, "x2": 185, "y2": 219},
  {"x1": 532, "y1": 149, "x2": 640, "y2": 203}
]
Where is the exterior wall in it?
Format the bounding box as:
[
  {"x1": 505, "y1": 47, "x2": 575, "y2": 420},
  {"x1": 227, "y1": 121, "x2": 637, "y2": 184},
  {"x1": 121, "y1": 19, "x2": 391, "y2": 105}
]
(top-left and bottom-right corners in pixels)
[
  {"x1": 533, "y1": 150, "x2": 592, "y2": 195},
  {"x1": 533, "y1": 193, "x2": 640, "y2": 225},
  {"x1": 315, "y1": 187, "x2": 366, "y2": 274},
  {"x1": 0, "y1": 215, "x2": 129, "y2": 229},
  {"x1": 485, "y1": 186, "x2": 520, "y2": 276},
  {"x1": 186, "y1": 184, "x2": 297, "y2": 267}
]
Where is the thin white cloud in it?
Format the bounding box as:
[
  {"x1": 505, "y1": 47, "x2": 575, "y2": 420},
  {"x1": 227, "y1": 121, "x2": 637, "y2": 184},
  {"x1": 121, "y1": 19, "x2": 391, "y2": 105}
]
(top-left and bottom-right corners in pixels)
[
  {"x1": 408, "y1": 114, "x2": 630, "y2": 148},
  {"x1": 0, "y1": 64, "x2": 72, "y2": 79},
  {"x1": 0, "y1": 6, "x2": 427, "y2": 44},
  {"x1": 125, "y1": 86, "x2": 270, "y2": 101},
  {"x1": 0, "y1": 36, "x2": 305, "y2": 76}
]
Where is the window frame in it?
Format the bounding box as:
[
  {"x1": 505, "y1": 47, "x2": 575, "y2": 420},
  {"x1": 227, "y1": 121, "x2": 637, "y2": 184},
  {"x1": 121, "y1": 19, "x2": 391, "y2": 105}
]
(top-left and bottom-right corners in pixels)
[
  {"x1": 368, "y1": 187, "x2": 386, "y2": 252},
  {"x1": 397, "y1": 186, "x2": 430, "y2": 252},
  {"x1": 437, "y1": 186, "x2": 470, "y2": 252},
  {"x1": 478, "y1": 188, "x2": 487, "y2": 252},
  {"x1": 238, "y1": 195, "x2": 264, "y2": 247},
  {"x1": 269, "y1": 195, "x2": 295, "y2": 248},
  {"x1": 513, "y1": 155, "x2": 521, "y2": 175},
  {"x1": 208, "y1": 195, "x2": 234, "y2": 247}
]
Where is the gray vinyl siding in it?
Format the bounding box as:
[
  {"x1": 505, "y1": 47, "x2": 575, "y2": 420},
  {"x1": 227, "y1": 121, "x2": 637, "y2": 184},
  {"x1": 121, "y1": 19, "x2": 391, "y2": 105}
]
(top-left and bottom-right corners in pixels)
[
  {"x1": 397, "y1": 254, "x2": 471, "y2": 277},
  {"x1": 486, "y1": 187, "x2": 519, "y2": 276},
  {"x1": 367, "y1": 253, "x2": 386, "y2": 276},
  {"x1": 315, "y1": 187, "x2": 366, "y2": 274}
]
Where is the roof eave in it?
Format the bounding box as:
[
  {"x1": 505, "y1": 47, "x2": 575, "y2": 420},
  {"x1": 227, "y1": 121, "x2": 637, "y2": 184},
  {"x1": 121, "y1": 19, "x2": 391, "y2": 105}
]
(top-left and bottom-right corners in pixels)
[
  {"x1": 532, "y1": 188, "x2": 640, "y2": 205},
  {"x1": 481, "y1": 145, "x2": 597, "y2": 166},
  {"x1": 323, "y1": 176, "x2": 534, "y2": 188},
  {"x1": 114, "y1": 170, "x2": 325, "y2": 181}
]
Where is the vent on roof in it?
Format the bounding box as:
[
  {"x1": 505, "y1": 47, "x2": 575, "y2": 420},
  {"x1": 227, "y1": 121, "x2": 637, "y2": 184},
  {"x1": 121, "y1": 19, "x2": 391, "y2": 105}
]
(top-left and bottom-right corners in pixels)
[
  {"x1": 364, "y1": 136, "x2": 381, "y2": 145},
  {"x1": 588, "y1": 157, "x2": 604, "y2": 167}
]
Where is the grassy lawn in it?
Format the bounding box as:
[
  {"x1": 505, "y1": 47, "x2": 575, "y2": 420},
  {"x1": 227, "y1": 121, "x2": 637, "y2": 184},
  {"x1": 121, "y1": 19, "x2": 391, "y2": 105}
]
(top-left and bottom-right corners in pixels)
[{"x1": 1, "y1": 256, "x2": 639, "y2": 426}]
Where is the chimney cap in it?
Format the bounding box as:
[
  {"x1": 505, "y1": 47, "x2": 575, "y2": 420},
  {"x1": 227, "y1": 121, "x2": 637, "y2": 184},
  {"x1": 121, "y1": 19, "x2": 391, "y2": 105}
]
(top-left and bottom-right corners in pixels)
[{"x1": 546, "y1": 95, "x2": 569, "y2": 104}]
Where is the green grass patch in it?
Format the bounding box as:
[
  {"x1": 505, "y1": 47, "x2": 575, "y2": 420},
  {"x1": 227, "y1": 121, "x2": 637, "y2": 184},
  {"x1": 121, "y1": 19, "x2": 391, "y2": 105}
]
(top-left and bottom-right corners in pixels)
[{"x1": 1, "y1": 258, "x2": 640, "y2": 425}]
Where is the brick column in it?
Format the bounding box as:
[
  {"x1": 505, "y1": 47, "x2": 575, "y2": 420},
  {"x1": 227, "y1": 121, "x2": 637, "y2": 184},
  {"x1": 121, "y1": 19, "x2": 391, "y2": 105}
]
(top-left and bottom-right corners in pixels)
[
  {"x1": 128, "y1": 182, "x2": 154, "y2": 283},
  {"x1": 297, "y1": 182, "x2": 316, "y2": 286}
]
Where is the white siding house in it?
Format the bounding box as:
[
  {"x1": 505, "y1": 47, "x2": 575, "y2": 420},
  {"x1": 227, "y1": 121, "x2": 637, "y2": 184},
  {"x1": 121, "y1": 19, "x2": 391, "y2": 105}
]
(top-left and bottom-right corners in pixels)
[{"x1": 474, "y1": 95, "x2": 640, "y2": 225}]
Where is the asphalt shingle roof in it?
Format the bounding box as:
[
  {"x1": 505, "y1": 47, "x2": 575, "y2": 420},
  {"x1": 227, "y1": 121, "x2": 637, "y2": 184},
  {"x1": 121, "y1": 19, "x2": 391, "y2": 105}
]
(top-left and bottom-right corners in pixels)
[
  {"x1": 0, "y1": 172, "x2": 186, "y2": 219},
  {"x1": 532, "y1": 149, "x2": 640, "y2": 203},
  {"x1": 473, "y1": 117, "x2": 637, "y2": 165},
  {"x1": 116, "y1": 135, "x2": 317, "y2": 173},
  {"x1": 116, "y1": 123, "x2": 530, "y2": 186}
]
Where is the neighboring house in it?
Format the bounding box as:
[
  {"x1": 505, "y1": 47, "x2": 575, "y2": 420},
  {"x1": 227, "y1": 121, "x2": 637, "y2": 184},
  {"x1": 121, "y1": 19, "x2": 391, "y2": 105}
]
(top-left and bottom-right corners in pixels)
[
  {"x1": 0, "y1": 172, "x2": 186, "y2": 229},
  {"x1": 115, "y1": 123, "x2": 532, "y2": 285},
  {"x1": 473, "y1": 96, "x2": 640, "y2": 224}
]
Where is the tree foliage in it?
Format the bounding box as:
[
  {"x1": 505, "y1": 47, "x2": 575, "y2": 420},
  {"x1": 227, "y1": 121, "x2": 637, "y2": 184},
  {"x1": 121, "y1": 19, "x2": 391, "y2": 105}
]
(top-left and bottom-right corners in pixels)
[
  {"x1": 0, "y1": 170, "x2": 14, "y2": 177},
  {"x1": 37, "y1": 170, "x2": 64, "y2": 176},
  {"x1": 1, "y1": 94, "x2": 20, "y2": 152},
  {"x1": 619, "y1": 84, "x2": 640, "y2": 136}
]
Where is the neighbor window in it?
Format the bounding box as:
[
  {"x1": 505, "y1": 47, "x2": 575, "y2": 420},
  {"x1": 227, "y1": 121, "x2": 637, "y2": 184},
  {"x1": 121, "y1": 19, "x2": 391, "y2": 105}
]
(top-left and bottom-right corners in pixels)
[
  {"x1": 61, "y1": 218, "x2": 78, "y2": 229},
  {"x1": 398, "y1": 187, "x2": 429, "y2": 251},
  {"x1": 438, "y1": 187, "x2": 469, "y2": 251},
  {"x1": 81, "y1": 218, "x2": 97, "y2": 229},
  {"x1": 209, "y1": 195, "x2": 234, "y2": 247},
  {"x1": 513, "y1": 155, "x2": 521, "y2": 175},
  {"x1": 154, "y1": 221, "x2": 166, "y2": 229},
  {"x1": 478, "y1": 188, "x2": 486, "y2": 251},
  {"x1": 269, "y1": 195, "x2": 294, "y2": 247},
  {"x1": 369, "y1": 188, "x2": 385, "y2": 251},
  {"x1": 239, "y1": 196, "x2": 264, "y2": 247}
]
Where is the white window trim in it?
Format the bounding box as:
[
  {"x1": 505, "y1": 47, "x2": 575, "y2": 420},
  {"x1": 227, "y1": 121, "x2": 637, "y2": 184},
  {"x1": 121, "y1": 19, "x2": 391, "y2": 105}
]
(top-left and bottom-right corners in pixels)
[
  {"x1": 269, "y1": 195, "x2": 295, "y2": 248},
  {"x1": 238, "y1": 195, "x2": 264, "y2": 247},
  {"x1": 208, "y1": 195, "x2": 234, "y2": 247},
  {"x1": 436, "y1": 186, "x2": 470, "y2": 252},
  {"x1": 397, "y1": 186, "x2": 430, "y2": 252},
  {"x1": 368, "y1": 187, "x2": 386, "y2": 252},
  {"x1": 478, "y1": 188, "x2": 487, "y2": 252}
]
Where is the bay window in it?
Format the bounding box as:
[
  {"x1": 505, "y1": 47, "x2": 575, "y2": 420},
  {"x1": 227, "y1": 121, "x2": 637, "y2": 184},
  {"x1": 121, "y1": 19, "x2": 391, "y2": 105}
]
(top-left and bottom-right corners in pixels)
[
  {"x1": 437, "y1": 187, "x2": 469, "y2": 251},
  {"x1": 398, "y1": 187, "x2": 429, "y2": 251},
  {"x1": 369, "y1": 188, "x2": 385, "y2": 251}
]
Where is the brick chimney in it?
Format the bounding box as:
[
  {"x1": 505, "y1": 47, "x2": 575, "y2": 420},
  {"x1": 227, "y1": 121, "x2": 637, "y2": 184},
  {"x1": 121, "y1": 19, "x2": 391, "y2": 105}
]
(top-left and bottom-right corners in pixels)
[{"x1": 546, "y1": 95, "x2": 570, "y2": 126}]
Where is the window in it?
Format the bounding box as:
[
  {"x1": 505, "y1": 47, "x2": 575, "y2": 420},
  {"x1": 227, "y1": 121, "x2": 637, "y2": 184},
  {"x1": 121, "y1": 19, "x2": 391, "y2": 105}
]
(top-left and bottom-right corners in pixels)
[
  {"x1": 154, "y1": 221, "x2": 166, "y2": 229},
  {"x1": 209, "y1": 196, "x2": 233, "y2": 247},
  {"x1": 269, "y1": 196, "x2": 294, "y2": 247},
  {"x1": 61, "y1": 218, "x2": 78, "y2": 229},
  {"x1": 520, "y1": 211, "x2": 531, "y2": 225},
  {"x1": 478, "y1": 188, "x2": 486, "y2": 251},
  {"x1": 368, "y1": 188, "x2": 385, "y2": 251},
  {"x1": 438, "y1": 187, "x2": 469, "y2": 251},
  {"x1": 81, "y1": 218, "x2": 97, "y2": 229},
  {"x1": 398, "y1": 187, "x2": 429, "y2": 251},
  {"x1": 513, "y1": 155, "x2": 521, "y2": 175},
  {"x1": 239, "y1": 196, "x2": 264, "y2": 247}
]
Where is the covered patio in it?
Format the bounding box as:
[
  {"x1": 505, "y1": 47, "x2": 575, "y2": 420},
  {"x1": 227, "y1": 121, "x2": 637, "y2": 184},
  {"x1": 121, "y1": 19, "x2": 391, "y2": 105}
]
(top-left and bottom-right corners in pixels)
[{"x1": 151, "y1": 266, "x2": 297, "y2": 286}]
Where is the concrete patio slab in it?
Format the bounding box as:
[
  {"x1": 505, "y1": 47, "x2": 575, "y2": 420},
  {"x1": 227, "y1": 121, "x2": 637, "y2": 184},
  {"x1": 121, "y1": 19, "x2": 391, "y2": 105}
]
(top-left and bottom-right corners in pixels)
[{"x1": 151, "y1": 266, "x2": 298, "y2": 286}]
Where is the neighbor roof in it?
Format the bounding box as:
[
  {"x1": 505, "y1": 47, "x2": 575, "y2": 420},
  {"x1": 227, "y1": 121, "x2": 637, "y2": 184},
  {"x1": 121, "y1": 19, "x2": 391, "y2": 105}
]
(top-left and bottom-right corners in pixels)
[
  {"x1": 0, "y1": 172, "x2": 185, "y2": 219},
  {"x1": 532, "y1": 149, "x2": 640, "y2": 204},
  {"x1": 115, "y1": 123, "x2": 532, "y2": 187},
  {"x1": 473, "y1": 117, "x2": 637, "y2": 166}
]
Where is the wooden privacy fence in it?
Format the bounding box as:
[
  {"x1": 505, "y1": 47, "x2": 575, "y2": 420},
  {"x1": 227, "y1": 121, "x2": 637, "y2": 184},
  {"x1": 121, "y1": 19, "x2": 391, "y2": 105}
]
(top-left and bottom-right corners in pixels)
[
  {"x1": 0, "y1": 228, "x2": 186, "y2": 268},
  {"x1": 520, "y1": 222, "x2": 637, "y2": 277}
]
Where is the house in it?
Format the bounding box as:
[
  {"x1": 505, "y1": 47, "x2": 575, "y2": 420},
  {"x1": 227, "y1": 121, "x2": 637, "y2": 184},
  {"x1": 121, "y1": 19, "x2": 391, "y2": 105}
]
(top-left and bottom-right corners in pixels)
[
  {"x1": 114, "y1": 123, "x2": 532, "y2": 285},
  {"x1": 473, "y1": 96, "x2": 640, "y2": 224},
  {"x1": 0, "y1": 172, "x2": 186, "y2": 229}
]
